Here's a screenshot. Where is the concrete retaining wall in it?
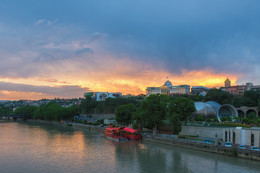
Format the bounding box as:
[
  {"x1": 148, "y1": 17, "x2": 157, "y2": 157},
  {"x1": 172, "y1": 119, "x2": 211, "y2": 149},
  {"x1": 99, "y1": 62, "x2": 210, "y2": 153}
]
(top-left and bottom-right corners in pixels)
[
  {"x1": 180, "y1": 126, "x2": 224, "y2": 140},
  {"x1": 143, "y1": 136, "x2": 260, "y2": 161}
]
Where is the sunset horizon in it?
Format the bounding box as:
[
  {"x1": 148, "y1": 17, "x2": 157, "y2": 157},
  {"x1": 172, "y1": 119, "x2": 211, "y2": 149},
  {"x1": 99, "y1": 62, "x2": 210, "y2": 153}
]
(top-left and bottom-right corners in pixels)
[{"x1": 1, "y1": 1, "x2": 259, "y2": 100}]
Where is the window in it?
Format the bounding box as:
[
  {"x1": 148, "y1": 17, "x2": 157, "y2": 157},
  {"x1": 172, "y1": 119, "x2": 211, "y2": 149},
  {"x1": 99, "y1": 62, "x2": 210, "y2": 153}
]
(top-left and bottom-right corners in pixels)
[
  {"x1": 233, "y1": 132, "x2": 236, "y2": 143},
  {"x1": 251, "y1": 134, "x2": 254, "y2": 146}
]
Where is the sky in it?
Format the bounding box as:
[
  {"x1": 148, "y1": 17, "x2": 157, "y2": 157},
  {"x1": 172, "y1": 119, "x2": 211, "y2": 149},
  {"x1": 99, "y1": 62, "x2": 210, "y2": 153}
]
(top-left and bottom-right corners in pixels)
[{"x1": 0, "y1": 0, "x2": 260, "y2": 100}]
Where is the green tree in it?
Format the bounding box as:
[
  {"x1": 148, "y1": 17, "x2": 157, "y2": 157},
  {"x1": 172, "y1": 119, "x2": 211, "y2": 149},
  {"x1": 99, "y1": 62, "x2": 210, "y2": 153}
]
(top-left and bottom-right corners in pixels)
[
  {"x1": 206, "y1": 89, "x2": 233, "y2": 104},
  {"x1": 241, "y1": 90, "x2": 260, "y2": 107},
  {"x1": 67, "y1": 105, "x2": 81, "y2": 121},
  {"x1": 14, "y1": 105, "x2": 37, "y2": 118},
  {"x1": 171, "y1": 113, "x2": 182, "y2": 134},
  {"x1": 115, "y1": 104, "x2": 136, "y2": 126},
  {"x1": 0, "y1": 106, "x2": 13, "y2": 115},
  {"x1": 168, "y1": 97, "x2": 196, "y2": 122},
  {"x1": 139, "y1": 94, "x2": 169, "y2": 135},
  {"x1": 132, "y1": 108, "x2": 146, "y2": 131},
  {"x1": 248, "y1": 112, "x2": 257, "y2": 120},
  {"x1": 194, "y1": 114, "x2": 205, "y2": 122},
  {"x1": 80, "y1": 96, "x2": 98, "y2": 114}
]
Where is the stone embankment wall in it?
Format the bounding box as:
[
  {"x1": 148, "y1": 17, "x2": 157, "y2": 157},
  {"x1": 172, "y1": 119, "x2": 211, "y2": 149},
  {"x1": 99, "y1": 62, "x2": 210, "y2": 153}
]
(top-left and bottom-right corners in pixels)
[
  {"x1": 180, "y1": 126, "x2": 224, "y2": 140},
  {"x1": 81, "y1": 114, "x2": 115, "y2": 119},
  {"x1": 143, "y1": 136, "x2": 260, "y2": 161}
]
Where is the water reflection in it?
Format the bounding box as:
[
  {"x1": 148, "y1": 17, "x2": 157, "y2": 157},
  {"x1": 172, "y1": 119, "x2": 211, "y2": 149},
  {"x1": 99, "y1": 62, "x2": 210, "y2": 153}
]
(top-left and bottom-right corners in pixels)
[{"x1": 0, "y1": 121, "x2": 259, "y2": 173}]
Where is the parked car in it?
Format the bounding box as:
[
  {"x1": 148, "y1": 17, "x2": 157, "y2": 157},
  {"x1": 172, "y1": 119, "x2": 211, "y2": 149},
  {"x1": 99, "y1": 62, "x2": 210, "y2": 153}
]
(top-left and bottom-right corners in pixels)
[
  {"x1": 251, "y1": 146, "x2": 260, "y2": 151},
  {"x1": 224, "y1": 142, "x2": 232, "y2": 147},
  {"x1": 204, "y1": 139, "x2": 211, "y2": 144},
  {"x1": 238, "y1": 145, "x2": 246, "y2": 149}
]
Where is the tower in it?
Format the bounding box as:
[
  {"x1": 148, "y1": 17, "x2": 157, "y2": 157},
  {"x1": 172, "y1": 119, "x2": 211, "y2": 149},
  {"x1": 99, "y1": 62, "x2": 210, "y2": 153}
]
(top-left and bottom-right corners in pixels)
[{"x1": 225, "y1": 78, "x2": 231, "y2": 87}]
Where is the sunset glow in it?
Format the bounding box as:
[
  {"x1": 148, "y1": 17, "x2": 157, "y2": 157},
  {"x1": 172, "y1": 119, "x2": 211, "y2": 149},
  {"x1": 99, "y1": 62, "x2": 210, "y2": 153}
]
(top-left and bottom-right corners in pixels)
[{"x1": 0, "y1": 1, "x2": 259, "y2": 100}]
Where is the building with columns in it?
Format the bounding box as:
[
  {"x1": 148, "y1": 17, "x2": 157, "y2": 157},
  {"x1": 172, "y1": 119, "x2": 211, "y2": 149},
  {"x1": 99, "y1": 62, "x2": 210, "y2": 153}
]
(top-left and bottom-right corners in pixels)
[{"x1": 146, "y1": 80, "x2": 190, "y2": 96}]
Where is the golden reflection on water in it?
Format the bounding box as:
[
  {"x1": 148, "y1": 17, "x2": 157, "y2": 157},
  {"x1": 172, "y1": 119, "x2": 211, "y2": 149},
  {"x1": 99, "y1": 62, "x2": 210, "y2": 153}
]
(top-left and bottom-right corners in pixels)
[{"x1": 1, "y1": 121, "x2": 260, "y2": 173}]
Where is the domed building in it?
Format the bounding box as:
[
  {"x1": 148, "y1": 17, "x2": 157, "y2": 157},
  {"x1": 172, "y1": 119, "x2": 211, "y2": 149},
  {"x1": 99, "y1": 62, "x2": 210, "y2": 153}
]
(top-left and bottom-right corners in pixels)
[
  {"x1": 164, "y1": 80, "x2": 173, "y2": 88},
  {"x1": 146, "y1": 80, "x2": 190, "y2": 96},
  {"x1": 193, "y1": 101, "x2": 238, "y2": 122}
]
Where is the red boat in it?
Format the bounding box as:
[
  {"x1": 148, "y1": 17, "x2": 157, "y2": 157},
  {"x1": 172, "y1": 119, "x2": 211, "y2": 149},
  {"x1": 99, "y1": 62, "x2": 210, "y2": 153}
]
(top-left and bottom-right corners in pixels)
[{"x1": 104, "y1": 126, "x2": 142, "y2": 141}]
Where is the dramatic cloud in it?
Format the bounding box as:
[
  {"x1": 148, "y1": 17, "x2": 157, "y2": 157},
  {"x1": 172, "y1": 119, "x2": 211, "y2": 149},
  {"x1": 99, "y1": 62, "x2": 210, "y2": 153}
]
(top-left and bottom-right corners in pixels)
[{"x1": 0, "y1": 0, "x2": 259, "y2": 100}]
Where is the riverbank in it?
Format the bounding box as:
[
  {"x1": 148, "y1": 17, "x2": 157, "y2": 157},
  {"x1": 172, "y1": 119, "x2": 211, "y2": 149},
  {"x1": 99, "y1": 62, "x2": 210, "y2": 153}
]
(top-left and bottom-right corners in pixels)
[
  {"x1": 26, "y1": 119, "x2": 260, "y2": 161},
  {"x1": 143, "y1": 135, "x2": 260, "y2": 161}
]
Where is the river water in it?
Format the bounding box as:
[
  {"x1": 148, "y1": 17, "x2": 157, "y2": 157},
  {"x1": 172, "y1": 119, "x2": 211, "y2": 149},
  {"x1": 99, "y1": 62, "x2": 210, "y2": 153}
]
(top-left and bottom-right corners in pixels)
[{"x1": 0, "y1": 121, "x2": 259, "y2": 173}]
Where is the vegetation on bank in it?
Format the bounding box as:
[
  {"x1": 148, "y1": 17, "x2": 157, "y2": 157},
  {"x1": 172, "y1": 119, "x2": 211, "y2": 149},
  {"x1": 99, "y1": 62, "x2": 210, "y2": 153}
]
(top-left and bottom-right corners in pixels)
[
  {"x1": 0, "y1": 88, "x2": 260, "y2": 134},
  {"x1": 115, "y1": 94, "x2": 196, "y2": 135}
]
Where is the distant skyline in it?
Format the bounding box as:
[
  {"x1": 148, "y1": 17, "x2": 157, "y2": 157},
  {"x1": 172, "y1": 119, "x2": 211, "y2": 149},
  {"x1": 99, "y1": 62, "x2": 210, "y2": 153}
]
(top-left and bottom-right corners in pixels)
[{"x1": 1, "y1": 1, "x2": 260, "y2": 100}]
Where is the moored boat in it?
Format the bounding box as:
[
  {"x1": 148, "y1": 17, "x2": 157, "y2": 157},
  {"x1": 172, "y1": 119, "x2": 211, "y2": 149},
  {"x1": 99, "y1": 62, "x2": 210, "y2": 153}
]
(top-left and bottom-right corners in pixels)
[{"x1": 104, "y1": 126, "x2": 142, "y2": 141}]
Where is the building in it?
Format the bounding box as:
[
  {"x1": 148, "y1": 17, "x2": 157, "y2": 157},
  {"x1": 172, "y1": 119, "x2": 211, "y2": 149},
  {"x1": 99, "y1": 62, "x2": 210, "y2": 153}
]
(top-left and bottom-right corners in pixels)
[
  {"x1": 84, "y1": 92, "x2": 122, "y2": 101},
  {"x1": 223, "y1": 127, "x2": 260, "y2": 147},
  {"x1": 222, "y1": 78, "x2": 254, "y2": 95},
  {"x1": 180, "y1": 126, "x2": 260, "y2": 148},
  {"x1": 193, "y1": 101, "x2": 238, "y2": 122},
  {"x1": 146, "y1": 80, "x2": 190, "y2": 96},
  {"x1": 225, "y1": 78, "x2": 231, "y2": 87},
  {"x1": 250, "y1": 85, "x2": 260, "y2": 92},
  {"x1": 191, "y1": 86, "x2": 210, "y2": 96}
]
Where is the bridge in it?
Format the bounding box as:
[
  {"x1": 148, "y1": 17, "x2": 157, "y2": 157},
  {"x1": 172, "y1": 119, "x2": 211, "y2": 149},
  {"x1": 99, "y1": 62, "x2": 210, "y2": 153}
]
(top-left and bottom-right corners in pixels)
[
  {"x1": 0, "y1": 114, "x2": 29, "y2": 120},
  {"x1": 236, "y1": 106, "x2": 260, "y2": 118}
]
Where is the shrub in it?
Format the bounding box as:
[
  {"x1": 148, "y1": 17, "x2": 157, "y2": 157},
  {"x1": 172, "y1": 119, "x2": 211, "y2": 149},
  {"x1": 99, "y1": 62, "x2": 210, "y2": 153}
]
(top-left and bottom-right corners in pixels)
[
  {"x1": 242, "y1": 118, "x2": 249, "y2": 124},
  {"x1": 195, "y1": 115, "x2": 205, "y2": 122},
  {"x1": 221, "y1": 116, "x2": 231, "y2": 122}
]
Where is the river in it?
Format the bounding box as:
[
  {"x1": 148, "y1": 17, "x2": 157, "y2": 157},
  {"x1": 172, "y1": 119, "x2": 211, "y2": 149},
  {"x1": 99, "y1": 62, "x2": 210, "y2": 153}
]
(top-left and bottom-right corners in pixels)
[{"x1": 0, "y1": 121, "x2": 259, "y2": 173}]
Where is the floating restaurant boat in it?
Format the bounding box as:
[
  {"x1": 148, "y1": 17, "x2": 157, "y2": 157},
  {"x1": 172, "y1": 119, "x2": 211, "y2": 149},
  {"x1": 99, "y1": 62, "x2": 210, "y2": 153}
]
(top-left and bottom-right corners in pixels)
[{"x1": 104, "y1": 126, "x2": 142, "y2": 141}]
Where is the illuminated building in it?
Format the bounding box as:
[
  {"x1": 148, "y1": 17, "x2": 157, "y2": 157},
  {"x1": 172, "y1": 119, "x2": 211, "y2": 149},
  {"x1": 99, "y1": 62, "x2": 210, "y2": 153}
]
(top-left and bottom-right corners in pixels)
[
  {"x1": 84, "y1": 92, "x2": 122, "y2": 101},
  {"x1": 225, "y1": 78, "x2": 231, "y2": 87},
  {"x1": 146, "y1": 80, "x2": 190, "y2": 96},
  {"x1": 222, "y1": 78, "x2": 254, "y2": 95}
]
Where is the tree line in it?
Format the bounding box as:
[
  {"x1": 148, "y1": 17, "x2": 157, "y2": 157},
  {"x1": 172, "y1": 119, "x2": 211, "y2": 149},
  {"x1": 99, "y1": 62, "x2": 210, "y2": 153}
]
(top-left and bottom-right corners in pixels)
[
  {"x1": 115, "y1": 94, "x2": 196, "y2": 135},
  {"x1": 0, "y1": 102, "x2": 81, "y2": 122}
]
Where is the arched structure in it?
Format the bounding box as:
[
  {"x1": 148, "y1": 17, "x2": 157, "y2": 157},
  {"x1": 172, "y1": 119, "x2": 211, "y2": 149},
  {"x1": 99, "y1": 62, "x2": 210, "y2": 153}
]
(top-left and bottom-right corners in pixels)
[
  {"x1": 246, "y1": 109, "x2": 257, "y2": 117},
  {"x1": 236, "y1": 106, "x2": 259, "y2": 118},
  {"x1": 237, "y1": 110, "x2": 244, "y2": 119},
  {"x1": 218, "y1": 104, "x2": 238, "y2": 119},
  {"x1": 194, "y1": 101, "x2": 238, "y2": 122}
]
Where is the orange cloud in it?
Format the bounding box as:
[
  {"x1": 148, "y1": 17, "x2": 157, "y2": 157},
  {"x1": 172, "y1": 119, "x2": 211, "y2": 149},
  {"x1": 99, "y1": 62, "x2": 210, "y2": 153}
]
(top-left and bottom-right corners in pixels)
[
  {"x1": 0, "y1": 90, "x2": 56, "y2": 100},
  {"x1": 0, "y1": 53, "x2": 240, "y2": 100}
]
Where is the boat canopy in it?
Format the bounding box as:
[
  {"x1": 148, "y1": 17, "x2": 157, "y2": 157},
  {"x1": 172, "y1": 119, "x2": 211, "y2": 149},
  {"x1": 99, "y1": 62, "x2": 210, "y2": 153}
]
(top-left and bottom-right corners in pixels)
[{"x1": 123, "y1": 127, "x2": 140, "y2": 133}]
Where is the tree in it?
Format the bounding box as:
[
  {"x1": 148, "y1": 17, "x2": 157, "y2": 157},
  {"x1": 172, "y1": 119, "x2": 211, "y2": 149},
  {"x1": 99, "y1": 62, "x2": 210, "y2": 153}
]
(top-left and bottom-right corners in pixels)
[
  {"x1": 248, "y1": 112, "x2": 257, "y2": 120},
  {"x1": 0, "y1": 106, "x2": 13, "y2": 115},
  {"x1": 171, "y1": 113, "x2": 181, "y2": 134},
  {"x1": 206, "y1": 89, "x2": 233, "y2": 104},
  {"x1": 241, "y1": 90, "x2": 260, "y2": 107},
  {"x1": 67, "y1": 105, "x2": 81, "y2": 121},
  {"x1": 168, "y1": 97, "x2": 196, "y2": 122},
  {"x1": 115, "y1": 104, "x2": 136, "y2": 126},
  {"x1": 14, "y1": 105, "x2": 37, "y2": 118},
  {"x1": 80, "y1": 96, "x2": 98, "y2": 114},
  {"x1": 139, "y1": 94, "x2": 169, "y2": 135},
  {"x1": 194, "y1": 114, "x2": 205, "y2": 122},
  {"x1": 132, "y1": 108, "x2": 147, "y2": 131}
]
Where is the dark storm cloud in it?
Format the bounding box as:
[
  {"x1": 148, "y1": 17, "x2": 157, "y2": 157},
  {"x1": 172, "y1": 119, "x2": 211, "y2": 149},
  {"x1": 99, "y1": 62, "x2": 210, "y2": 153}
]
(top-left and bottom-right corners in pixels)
[{"x1": 0, "y1": 0, "x2": 260, "y2": 84}]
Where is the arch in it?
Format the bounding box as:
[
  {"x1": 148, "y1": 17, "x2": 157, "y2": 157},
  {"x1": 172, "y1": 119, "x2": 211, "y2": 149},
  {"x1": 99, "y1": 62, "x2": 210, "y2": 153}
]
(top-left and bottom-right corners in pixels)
[
  {"x1": 218, "y1": 104, "x2": 238, "y2": 120},
  {"x1": 246, "y1": 109, "x2": 257, "y2": 117},
  {"x1": 258, "y1": 111, "x2": 260, "y2": 118},
  {"x1": 237, "y1": 110, "x2": 245, "y2": 119}
]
